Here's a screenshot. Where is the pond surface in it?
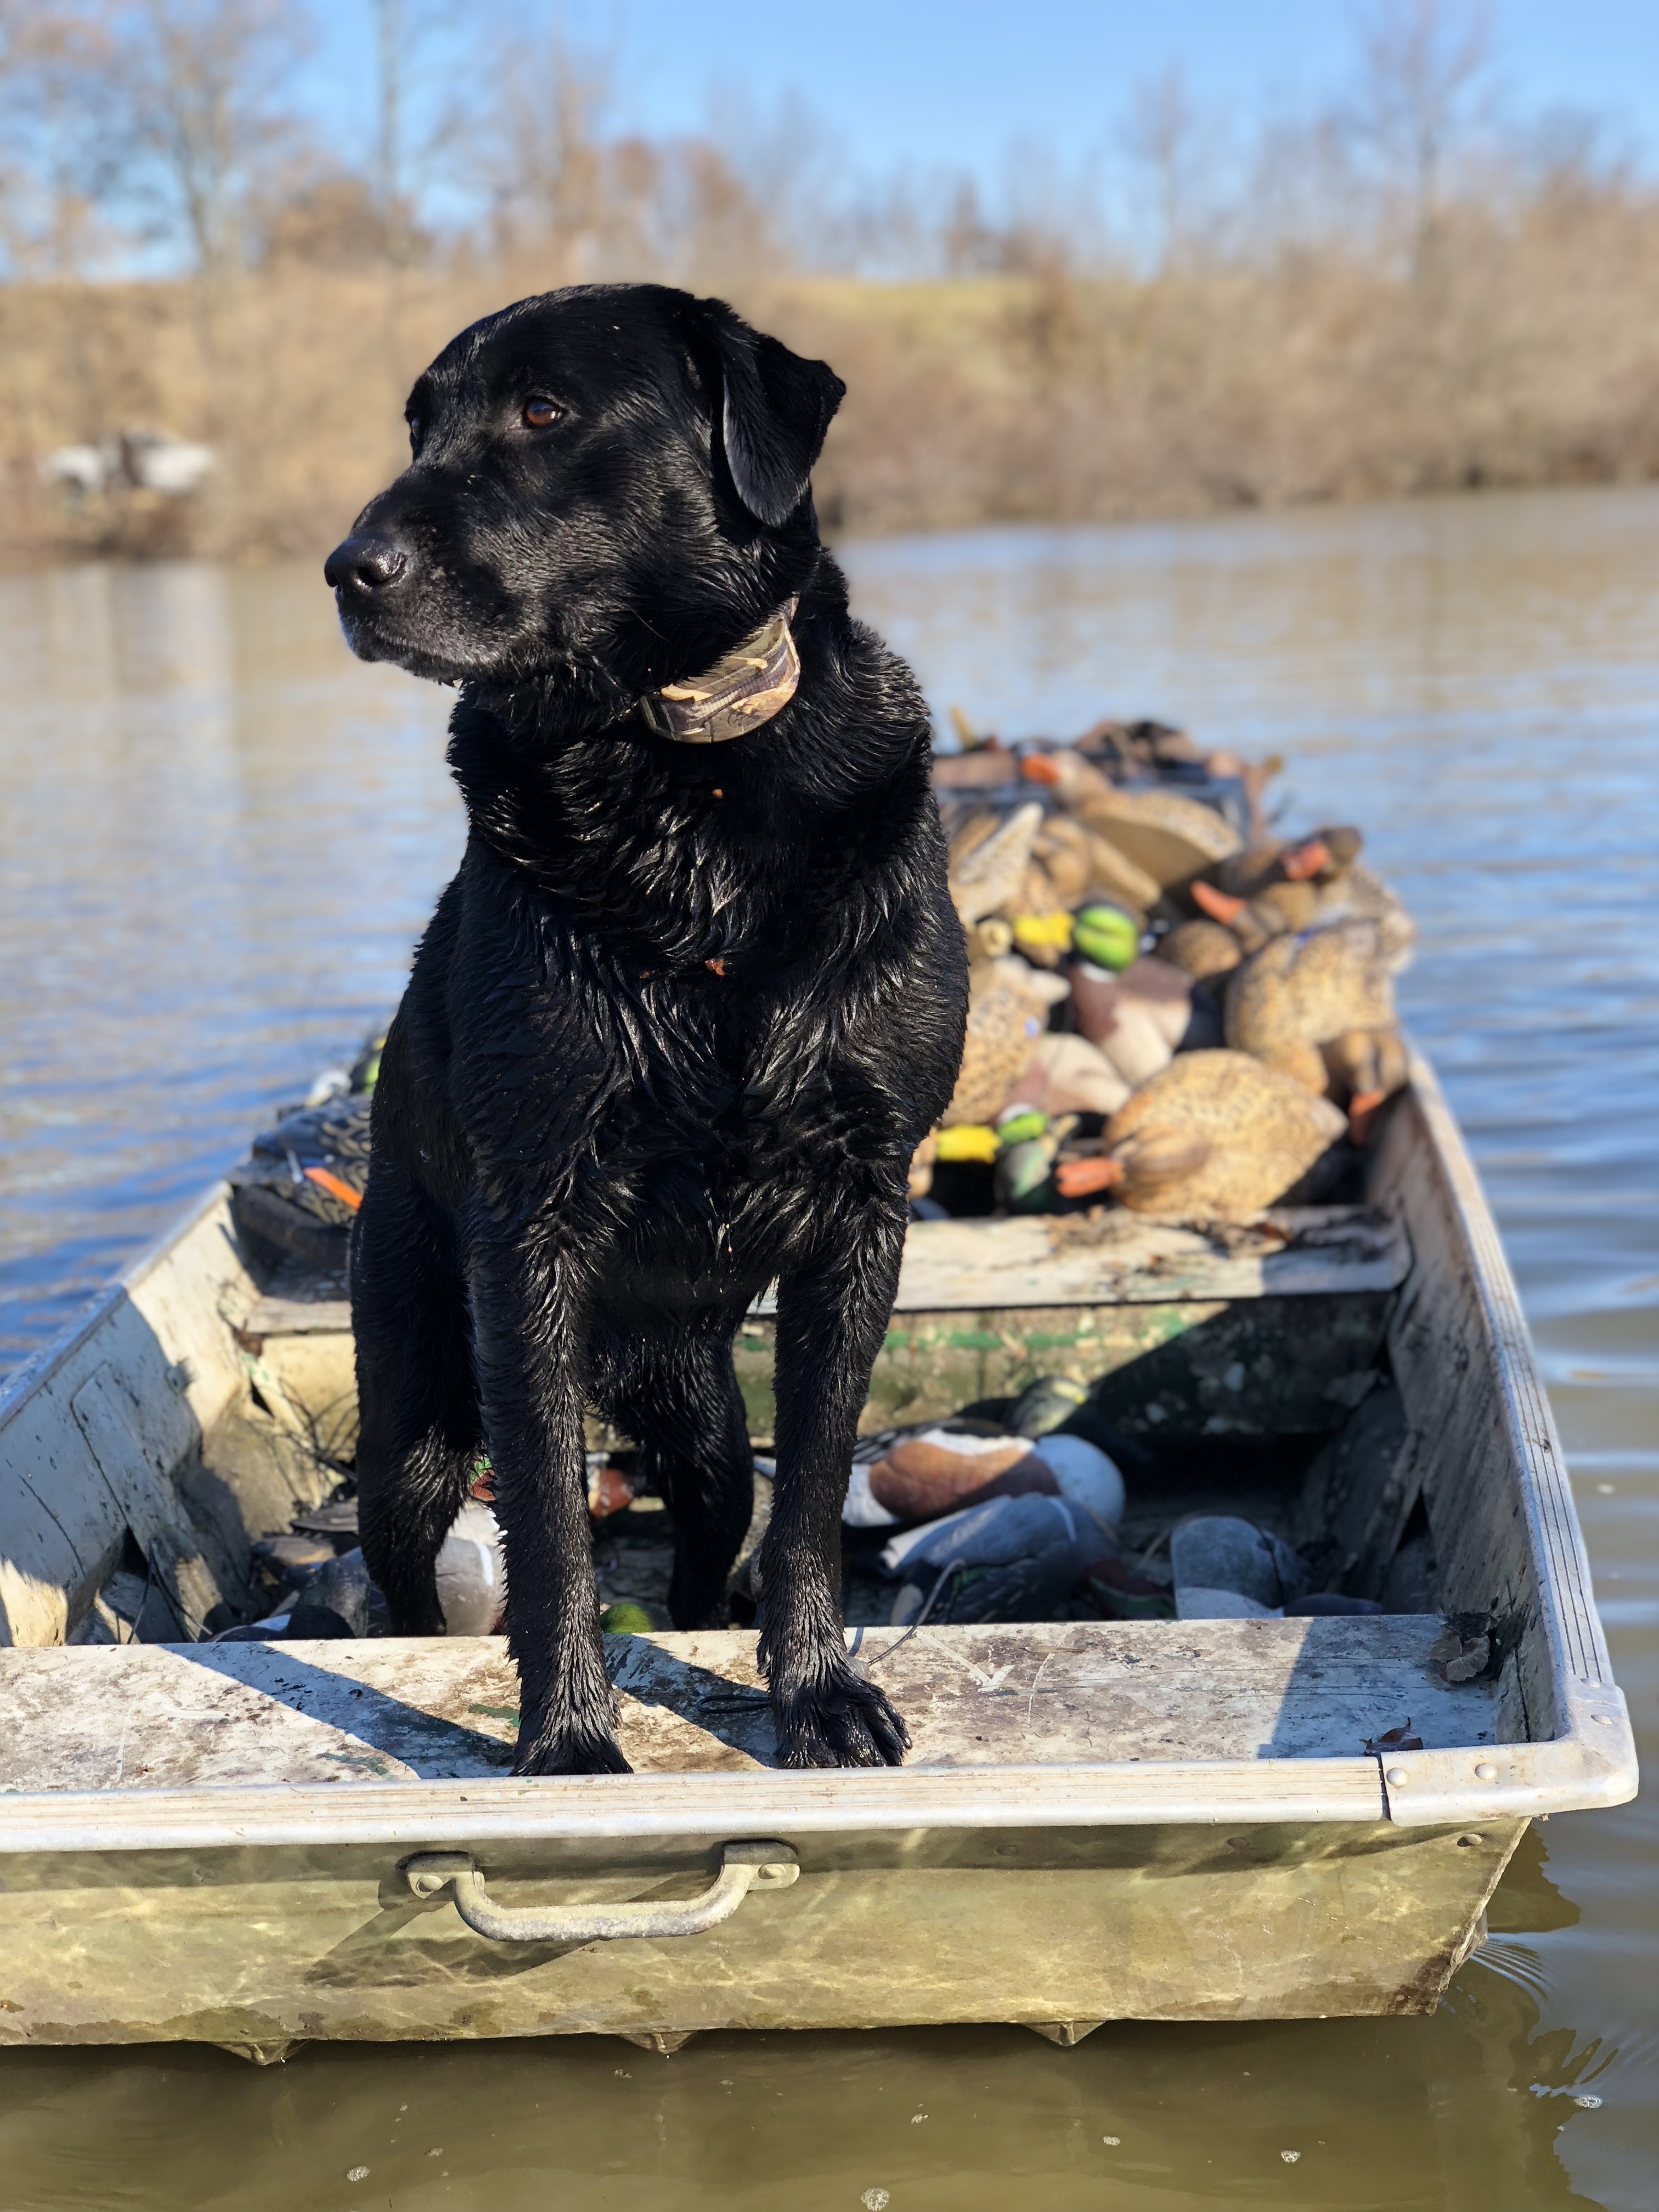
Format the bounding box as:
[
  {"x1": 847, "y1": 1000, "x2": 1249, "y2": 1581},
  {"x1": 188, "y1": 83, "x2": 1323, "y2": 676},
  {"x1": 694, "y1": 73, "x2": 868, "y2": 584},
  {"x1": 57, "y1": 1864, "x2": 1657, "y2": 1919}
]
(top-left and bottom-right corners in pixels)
[{"x1": 0, "y1": 486, "x2": 1655, "y2": 2208}]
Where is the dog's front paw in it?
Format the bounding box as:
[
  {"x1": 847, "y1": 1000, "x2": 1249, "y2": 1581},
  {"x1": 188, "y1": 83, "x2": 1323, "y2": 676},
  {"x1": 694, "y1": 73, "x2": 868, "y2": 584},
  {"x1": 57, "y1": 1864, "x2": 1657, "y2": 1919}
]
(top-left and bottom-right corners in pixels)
[
  {"x1": 772, "y1": 1669, "x2": 910, "y2": 1770},
  {"x1": 512, "y1": 1729, "x2": 634, "y2": 1777}
]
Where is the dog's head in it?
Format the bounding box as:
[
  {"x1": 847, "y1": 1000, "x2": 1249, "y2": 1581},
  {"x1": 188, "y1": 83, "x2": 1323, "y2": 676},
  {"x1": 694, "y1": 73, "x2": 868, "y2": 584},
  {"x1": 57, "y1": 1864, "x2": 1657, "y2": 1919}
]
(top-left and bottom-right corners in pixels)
[{"x1": 324, "y1": 285, "x2": 844, "y2": 724}]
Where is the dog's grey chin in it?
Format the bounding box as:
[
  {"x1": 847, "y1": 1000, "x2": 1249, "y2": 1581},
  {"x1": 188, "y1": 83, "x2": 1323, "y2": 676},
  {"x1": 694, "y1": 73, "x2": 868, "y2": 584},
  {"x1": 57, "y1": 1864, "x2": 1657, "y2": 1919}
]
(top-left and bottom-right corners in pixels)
[
  {"x1": 335, "y1": 607, "x2": 487, "y2": 686},
  {"x1": 335, "y1": 613, "x2": 391, "y2": 665},
  {"x1": 336, "y1": 601, "x2": 633, "y2": 723}
]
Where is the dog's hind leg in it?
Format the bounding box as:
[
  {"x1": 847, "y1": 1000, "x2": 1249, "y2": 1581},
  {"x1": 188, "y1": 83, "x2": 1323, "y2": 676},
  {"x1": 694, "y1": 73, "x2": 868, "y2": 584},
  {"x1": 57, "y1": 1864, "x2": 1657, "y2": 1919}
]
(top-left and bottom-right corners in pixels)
[
  {"x1": 353, "y1": 1166, "x2": 480, "y2": 1638},
  {"x1": 603, "y1": 1322, "x2": 754, "y2": 1630},
  {"x1": 760, "y1": 1206, "x2": 913, "y2": 1769},
  {"x1": 469, "y1": 1226, "x2": 629, "y2": 1776}
]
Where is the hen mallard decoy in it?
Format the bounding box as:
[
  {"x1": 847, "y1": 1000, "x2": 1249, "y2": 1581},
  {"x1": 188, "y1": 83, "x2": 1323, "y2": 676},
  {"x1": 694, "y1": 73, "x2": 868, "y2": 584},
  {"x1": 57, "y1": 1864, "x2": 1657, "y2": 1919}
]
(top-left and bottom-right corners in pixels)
[
  {"x1": 1058, "y1": 1050, "x2": 1347, "y2": 1220},
  {"x1": 1223, "y1": 919, "x2": 1407, "y2": 1135}
]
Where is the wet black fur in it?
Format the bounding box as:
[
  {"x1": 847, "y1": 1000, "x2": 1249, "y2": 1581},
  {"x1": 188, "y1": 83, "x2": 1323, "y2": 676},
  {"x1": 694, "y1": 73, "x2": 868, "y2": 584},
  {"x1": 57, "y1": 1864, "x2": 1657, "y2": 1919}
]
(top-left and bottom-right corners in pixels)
[{"x1": 325, "y1": 283, "x2": 966, "y2": 1774}]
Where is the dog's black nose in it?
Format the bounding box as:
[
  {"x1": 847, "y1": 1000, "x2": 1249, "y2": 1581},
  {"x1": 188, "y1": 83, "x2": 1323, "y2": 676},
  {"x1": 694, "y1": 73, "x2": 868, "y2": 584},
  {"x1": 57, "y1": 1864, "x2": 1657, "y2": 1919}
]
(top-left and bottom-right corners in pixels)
[{"x1": 324, "y1": 534, "x2": 409, "y2": 597}]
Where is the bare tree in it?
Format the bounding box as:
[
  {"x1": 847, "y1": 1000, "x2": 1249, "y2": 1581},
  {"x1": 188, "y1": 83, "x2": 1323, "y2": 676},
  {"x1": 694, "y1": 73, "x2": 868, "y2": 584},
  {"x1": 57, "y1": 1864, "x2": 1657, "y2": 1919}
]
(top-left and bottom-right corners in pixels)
[
  {"x1": 705, "y1": 85, "x2": 839, "y2": 273},
  {"x1": 473, "y1": 21, "x2": 616, "y2": 271},
  {"x1": 367, "y1": 0, "x2": 454, "y2": 264},
  {"x1": 1118, "y1": 65, "x2": 1216, "y2": 275},
  {"x1": 1350, "y1": 0, "x2": 1494, "y2": 272},
  {"x1": 0, "y1": 2, "x2": 126, "y2": 275},
  {"x1": 824, "y1": 164, "x2": 939, "y2": 280},
  {"x1": 939, "y1": 177, "x2": 1002, "y2": 275},
  {"x1": 371, "y1": 0, "x2": 403, "y2": 254},
  {"x1": 104, "y1": 0, "x2": 312, "y2": 277},
  {"x1": 1239, "y1": 100, "x2": 1360, "y2": 268}
]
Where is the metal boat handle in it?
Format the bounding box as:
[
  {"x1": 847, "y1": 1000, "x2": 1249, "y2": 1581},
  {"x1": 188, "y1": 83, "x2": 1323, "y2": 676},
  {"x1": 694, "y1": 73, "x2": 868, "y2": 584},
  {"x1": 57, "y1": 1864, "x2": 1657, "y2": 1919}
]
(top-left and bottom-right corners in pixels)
[{"x1": 402, "y1": 1838, "x2": 799, "y2": 1943}]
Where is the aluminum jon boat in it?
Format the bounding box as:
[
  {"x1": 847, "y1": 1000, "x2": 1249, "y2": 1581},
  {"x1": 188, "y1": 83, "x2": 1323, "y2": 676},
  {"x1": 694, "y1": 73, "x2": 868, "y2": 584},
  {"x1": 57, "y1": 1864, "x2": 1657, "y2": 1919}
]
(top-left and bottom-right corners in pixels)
[{"x1": 0, "y1": 1057, "x2": 1636, "y2": 2062}]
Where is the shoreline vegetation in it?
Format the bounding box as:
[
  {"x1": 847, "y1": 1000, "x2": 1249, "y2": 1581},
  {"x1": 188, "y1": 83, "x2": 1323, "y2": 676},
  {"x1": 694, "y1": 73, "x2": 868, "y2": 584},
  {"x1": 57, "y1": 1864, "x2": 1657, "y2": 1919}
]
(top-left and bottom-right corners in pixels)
[
  {"x1": 6, "y1": 2, "x2": 1659, "y2": 566},
  {"x1": 12, "y1": 239, "x2": 1659, "y2": 570}
]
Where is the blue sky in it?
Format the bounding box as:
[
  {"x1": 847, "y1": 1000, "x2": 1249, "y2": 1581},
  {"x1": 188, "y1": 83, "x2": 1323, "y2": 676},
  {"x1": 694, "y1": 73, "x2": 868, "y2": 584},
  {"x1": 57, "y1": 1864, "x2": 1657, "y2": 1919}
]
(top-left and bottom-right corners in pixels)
[{"x1": 298, "y1": 1, "x2": 1659, "y2": 200}]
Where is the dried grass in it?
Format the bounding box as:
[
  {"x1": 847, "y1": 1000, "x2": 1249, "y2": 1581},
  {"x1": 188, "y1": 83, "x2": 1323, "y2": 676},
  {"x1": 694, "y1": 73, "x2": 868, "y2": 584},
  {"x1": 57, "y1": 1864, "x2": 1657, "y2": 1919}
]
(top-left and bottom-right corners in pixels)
[{"x1": 7, "y1": 187, "x2": 1659, "y2": 567}]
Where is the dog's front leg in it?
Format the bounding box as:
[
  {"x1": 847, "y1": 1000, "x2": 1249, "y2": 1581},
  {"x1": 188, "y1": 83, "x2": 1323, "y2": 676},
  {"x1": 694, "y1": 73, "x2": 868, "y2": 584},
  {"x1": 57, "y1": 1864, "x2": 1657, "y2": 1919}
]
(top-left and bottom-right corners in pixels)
[
  {"x1": 469, "y1": 1218, "x2": 629, "y2": 1776},
  {"x1": 760, "y1": 1205, "x2": 912, "y2": 1769}
]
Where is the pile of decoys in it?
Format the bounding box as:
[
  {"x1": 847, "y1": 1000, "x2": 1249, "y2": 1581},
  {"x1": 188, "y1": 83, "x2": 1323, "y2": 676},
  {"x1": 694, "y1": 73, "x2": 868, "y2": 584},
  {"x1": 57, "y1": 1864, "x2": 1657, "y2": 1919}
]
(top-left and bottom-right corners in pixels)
[
  {"x1": 918, "y1": 713, "x2": 1415, "y2": 1224},
  {"x1": 862, "y1": 701, "x2": 1422, "y2": 1637},
  {"x1": 829, "y1": 1370, "x2": 1384, "y2": 1631}
]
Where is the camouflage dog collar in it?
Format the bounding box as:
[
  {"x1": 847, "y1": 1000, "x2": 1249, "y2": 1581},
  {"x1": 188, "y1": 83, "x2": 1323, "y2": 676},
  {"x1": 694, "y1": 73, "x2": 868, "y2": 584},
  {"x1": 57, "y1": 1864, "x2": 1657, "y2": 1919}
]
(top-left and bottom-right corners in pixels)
[{"x1": 639, "y1": 599, "x2": 800, "y2": 745}]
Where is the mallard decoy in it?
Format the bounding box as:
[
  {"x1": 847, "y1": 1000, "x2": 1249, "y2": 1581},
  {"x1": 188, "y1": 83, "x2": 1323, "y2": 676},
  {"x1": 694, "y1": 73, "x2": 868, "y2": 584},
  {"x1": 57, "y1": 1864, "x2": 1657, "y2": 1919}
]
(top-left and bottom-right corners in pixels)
[
  {"x1": 867, "y1": 1431, "x2": 1058, "y2": 1521},
  {"x1": 1070, "y1": 955, "x2": 1195, "y2": 1088},
  {"x1": 1058, "y1": 1050, "x2": 1347, "y2": 1221},
  {"x1": 940, "y1": 955, "x2": 1068, "y2": 1127},
  {"x1": 1075, "y1": 783, "x2": 1242, "y2": 896},
  {"x1": 1216, "y1": 826, "x2": 1364, "y2": 900},
  {"x1": 1193, "y1": 874, "x2": 1320, "y2": 949},
  {"x1": 1071, "y1": 903, "x2": 1141, "y2": 971},
  {"x1": 1224, "y1": 919, "x2": 1394, "y2": 1067},
  {"x1": 1018, "y1": 748, "x2": 1117, "y2": 807},
  {"x1": 1202, "y1": 827, "x2": 1414, "y2": 970},
  {"x1": 1320, "y1": 1026, "x2": 1412, "y2": 1142},
  {"x1": 995, "y1": 1111, "x2": 1080, "y2": 1212},
  {"x1": 1002, "y1": 1032, "x2": 1132, "y2": 1119},
  {"x1": 1154, "y1": 918, "x2": 1243, "y2": 981},
  {"x1": 1223, "y1": 920, "x2": 1407, "y2": 1135},
  {"x1": 949, "y1": 801, "x2": 1045, "y2": 927},
  {"x1": 1193, "y1": 830, "x2": 1352, "y2": 946}
]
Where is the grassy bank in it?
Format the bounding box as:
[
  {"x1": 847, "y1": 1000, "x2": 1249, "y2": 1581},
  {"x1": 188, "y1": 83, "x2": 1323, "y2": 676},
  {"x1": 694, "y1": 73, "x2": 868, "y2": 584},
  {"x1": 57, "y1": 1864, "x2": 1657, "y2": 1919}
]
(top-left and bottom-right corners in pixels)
[{"x1": 7, "y1": 217, "x2": 1659, "y2": 566}]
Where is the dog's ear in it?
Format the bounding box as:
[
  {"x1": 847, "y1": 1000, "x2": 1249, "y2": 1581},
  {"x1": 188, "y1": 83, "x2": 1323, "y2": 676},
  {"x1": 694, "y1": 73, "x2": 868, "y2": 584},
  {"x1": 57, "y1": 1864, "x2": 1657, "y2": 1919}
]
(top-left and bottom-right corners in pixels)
[{"x1": 696, "y1": 298, "x2": 845, "y2": 528}]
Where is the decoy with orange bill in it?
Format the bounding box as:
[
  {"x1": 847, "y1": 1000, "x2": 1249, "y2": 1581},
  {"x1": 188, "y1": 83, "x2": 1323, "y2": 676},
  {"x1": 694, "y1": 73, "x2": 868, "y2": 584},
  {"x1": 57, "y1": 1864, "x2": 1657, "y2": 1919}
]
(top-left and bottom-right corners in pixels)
[{"x1": 1055, "y1": 1050, "x2": 1348, "y2": 1221}]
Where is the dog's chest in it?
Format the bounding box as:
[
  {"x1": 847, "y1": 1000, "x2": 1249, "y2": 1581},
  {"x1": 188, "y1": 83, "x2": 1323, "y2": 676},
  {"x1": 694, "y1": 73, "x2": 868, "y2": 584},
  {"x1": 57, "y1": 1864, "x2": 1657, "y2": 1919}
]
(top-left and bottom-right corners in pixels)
[
  {"x1": 620, "y1": 977, "x2": 838, "y2": 1150},
  {"x1": 585, "y1": 981, "x2": 871, "y2": 1286}
]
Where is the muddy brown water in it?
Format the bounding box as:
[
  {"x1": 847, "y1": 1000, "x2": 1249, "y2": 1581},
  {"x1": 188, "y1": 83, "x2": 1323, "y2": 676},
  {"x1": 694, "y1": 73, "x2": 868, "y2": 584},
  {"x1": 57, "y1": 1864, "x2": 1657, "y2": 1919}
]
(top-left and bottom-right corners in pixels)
[{"x1": 0, "y1": 486, "x2": 1654, "y2": 2209}]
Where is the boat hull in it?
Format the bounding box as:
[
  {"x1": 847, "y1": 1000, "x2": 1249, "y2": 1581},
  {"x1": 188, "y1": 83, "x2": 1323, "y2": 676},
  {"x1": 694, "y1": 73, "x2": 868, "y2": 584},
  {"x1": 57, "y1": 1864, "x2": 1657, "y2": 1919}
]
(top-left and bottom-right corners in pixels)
[{"x1": 0, "y1": 1817, "x2": 1523, "y2": 2059}]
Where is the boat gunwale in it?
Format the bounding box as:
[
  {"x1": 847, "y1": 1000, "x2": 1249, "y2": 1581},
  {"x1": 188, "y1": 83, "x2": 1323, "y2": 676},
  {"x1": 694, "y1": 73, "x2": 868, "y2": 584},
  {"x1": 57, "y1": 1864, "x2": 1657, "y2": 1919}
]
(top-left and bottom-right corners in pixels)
[
  {"x1": 1369, "y1": 1058, "x2": 1635, "y2": 1824},
  {"x1": 0, "y1": 1754, "x2": 1393, "y2": 1853},
  {"x1": 0, "y1": 1179, "x2": 232, "y2": 1427}
]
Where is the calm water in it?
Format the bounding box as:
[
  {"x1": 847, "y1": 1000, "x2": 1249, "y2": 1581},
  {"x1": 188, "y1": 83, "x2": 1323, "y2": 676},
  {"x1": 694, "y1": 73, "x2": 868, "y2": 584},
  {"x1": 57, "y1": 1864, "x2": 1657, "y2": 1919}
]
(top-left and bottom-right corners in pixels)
[{"x1": 0, "y1": 487, "x2": 1655, "y2": 2208}]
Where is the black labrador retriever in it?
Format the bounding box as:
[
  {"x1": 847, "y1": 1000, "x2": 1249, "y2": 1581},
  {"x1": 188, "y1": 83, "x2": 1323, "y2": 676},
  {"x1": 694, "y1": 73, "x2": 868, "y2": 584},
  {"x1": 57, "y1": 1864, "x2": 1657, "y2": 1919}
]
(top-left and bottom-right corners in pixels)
[{"x1": 323, "y1": 283, "x2": 966, "y2": 1774}]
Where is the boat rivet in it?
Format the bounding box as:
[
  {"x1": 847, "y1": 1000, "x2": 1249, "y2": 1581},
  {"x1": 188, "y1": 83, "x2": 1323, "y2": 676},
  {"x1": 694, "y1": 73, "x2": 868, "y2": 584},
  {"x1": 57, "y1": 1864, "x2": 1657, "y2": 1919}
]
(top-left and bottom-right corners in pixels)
[
  {"x1": 1385, "y1": 1767, "x2": 1409, "y2": 1786},
  {"x1": 1456, "y1": 1834, "x2": 1483, "y2": 1847},
  {"x1": 1474, "y1": 1762, "x2": 1498, "y2": 1781}
]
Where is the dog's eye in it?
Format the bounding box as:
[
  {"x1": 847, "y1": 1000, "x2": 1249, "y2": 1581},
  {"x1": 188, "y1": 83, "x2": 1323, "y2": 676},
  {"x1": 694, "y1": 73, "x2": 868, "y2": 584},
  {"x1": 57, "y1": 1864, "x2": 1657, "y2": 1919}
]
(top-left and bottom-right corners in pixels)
[
  {"x1": 406, "y1": 416, "x2": 421, "y2": 448},
  {"x1": 522, "y1": 398, "x2": 560, "y2": 428}
]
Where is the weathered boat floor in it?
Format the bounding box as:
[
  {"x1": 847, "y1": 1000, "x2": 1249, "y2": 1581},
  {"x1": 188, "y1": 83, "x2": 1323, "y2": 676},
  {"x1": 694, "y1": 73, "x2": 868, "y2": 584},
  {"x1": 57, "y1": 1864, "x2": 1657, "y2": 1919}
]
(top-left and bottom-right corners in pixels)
[{"x1": 0, "y1": 1618, "x2": 1499, "y2": 1793}]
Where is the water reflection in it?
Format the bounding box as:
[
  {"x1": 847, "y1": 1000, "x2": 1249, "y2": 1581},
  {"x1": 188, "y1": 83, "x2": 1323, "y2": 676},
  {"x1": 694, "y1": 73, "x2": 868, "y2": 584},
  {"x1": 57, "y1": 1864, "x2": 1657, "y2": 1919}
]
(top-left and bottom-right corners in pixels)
[
  {"x1": 0, "y1": 487, "x2": 1655, "y2": 2207},
  {"x1": 0, "y1": 559, "x2": 456, "y2": 1369},
  {"x1": 0, "y1": 1971, "x2": 1613, "y2": 2211}
]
